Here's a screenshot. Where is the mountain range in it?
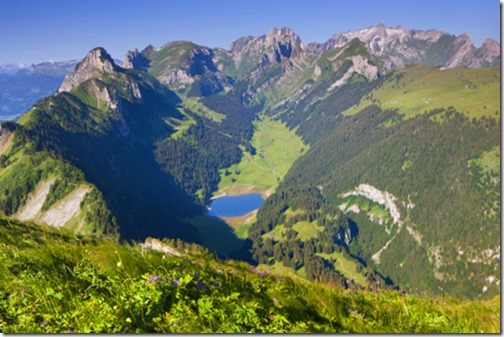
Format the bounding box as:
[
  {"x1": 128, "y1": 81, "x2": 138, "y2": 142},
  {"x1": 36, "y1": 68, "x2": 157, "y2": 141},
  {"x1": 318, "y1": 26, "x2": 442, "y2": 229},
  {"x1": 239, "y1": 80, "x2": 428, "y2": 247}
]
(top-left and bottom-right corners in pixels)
[{"x1": 0, "y1": 24, "x2": 500, "y2": 300}]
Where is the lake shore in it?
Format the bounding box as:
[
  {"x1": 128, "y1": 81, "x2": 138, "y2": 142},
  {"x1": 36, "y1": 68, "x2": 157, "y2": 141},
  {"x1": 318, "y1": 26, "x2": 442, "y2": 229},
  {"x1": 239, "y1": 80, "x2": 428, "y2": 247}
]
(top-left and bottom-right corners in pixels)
[
  {"x1": 220, "y1": 209, "x2": 258, "y2": 229},
  {"x1": 211, "y1": 184, "x2": 271, "y2": 200}
]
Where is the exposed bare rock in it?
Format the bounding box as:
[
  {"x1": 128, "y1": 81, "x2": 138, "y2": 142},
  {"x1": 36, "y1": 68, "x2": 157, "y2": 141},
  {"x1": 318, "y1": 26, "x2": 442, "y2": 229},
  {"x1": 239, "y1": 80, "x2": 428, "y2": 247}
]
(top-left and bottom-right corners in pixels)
[
  {"x1": 14, "y1": 180, "x2": 93, "y2": 233},
  {"x1": 474, "y1": 38, "x2": 501, "y2": 66},
  {"x1": 58, "y1": 47, "x2": 119, "y2": 92},
  {"x1": 445, "y1": 33, "x2": 476, "y2": 68},
  {"x1": 39, "y1": 185, "x2": 91, "y2": 228},
  {"x1": 327, "y1": 55, "x2": 379, "y2": 91},
  {"x1": 14, "y1": 179, "x2": 56, "y2": 221},
  {"x1": 320, "y1": 24, "x2": 500, "y2": 70},
  {"x1": 0, "y1": 125, "x2": 13, "y2": 156},
  {"x1": 141, "y1": 237, "x2": 182, "y2": 256},
  {"x1": 123, "y1": 48, "x2": 150, "y2": 70}
]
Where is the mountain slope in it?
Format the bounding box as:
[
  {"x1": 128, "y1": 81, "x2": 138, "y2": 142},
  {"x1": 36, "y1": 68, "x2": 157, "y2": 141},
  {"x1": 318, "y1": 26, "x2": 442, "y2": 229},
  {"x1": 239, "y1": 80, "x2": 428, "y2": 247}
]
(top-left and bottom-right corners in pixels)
[
  {"x1": 1, "y1": 25, "x2": 500, "y2": 300},
  {"x1": 248, "y1": 64, "x2": 500, "y2": 299},
  {"x1": 126, "y1": 42, "x2": 233, "y2": 98},
  {"x1": 0, "y1": 217, "x2": 499, "y2": 333},
  {"x1": 2, "y1": 48, "x2": 205, "y2": 242},
  {"x1": 321, "y1": 24, "x2": 500, "y2": 69}
]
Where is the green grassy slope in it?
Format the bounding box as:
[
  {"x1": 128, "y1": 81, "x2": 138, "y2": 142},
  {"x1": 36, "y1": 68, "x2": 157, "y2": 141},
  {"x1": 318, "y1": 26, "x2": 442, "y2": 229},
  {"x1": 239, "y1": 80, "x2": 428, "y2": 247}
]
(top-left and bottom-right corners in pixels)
[
  {"x1": 276, "y1": 105, "x2": 500, "y2": 298},
  {"x1": 216, "y1": 117, "x2": 308, "y2": 196},
  {"x1": 0, "y1": 218, "x2": 499, "y2": 333},
  {"x1": 344, "y1": 65, "x2": 500, "y2": 120},
  {"x1": 0, "y1": 123, "x2": 115, "y2": 236}
]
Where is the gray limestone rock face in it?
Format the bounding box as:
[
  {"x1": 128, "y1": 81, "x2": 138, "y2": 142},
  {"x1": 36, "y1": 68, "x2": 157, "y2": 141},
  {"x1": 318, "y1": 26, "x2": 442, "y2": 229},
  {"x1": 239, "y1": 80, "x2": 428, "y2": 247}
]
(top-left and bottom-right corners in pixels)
[{"x1": 58, "y1": 47, "x2": 118, "y2": 93}]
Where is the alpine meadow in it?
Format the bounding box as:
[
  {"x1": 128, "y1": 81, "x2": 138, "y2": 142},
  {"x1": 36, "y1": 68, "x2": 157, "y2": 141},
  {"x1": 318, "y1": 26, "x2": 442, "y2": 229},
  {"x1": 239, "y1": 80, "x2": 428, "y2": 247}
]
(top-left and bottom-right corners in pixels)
[{"x1": 0, "y1": 1, "x2": 500, "y2": 333}]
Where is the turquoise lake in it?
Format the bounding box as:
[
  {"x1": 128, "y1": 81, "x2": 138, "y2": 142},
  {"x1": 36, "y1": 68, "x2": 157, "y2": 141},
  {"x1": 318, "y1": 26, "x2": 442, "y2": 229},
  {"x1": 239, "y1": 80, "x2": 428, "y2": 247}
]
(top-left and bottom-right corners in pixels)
[{"x1": 208, "y1": 193, "x2": 264, "y2": 217}]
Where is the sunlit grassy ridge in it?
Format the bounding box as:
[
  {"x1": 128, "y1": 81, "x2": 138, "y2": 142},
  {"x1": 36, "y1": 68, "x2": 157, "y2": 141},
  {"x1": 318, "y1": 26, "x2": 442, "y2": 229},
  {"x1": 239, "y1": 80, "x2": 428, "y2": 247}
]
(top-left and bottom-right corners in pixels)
[
  {"x1": 182, "y1": 98, "x2": 226, "y2": 123},
  {"x1": 344, "y1": 65, "x2": 500, "y2": 120},
  {"x1": 0, "y1": 217, "x2": 499, "y2": 333}
]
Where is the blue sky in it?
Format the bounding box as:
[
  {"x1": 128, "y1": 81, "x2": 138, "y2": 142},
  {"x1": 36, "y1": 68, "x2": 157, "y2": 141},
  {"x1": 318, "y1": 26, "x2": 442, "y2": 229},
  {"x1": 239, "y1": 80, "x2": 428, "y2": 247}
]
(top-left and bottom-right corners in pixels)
[{"x1": 0, "y1": 0, "x2": 500, "y2": 64}]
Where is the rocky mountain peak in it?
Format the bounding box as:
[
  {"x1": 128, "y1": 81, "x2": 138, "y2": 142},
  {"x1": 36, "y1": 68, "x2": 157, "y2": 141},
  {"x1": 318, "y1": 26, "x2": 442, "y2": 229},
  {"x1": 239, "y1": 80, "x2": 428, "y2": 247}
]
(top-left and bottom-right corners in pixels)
[
  {"x1": 58, "y1": 47, "x2": 119, "y2": 93},
  {"x1": 259, "y1": 26, "x2": 304, "y2": 67},
  {"x1": 123, "y1": 48, "x2": 150, "y2": 70},
  {"x1": 229, "y1": 36, "x2": 255, "y2": 53},
  {"x1": 481, "y1": 38, "x2": 500, "y2": 53},
  {"x1": 265, "y1": 26, "x2": 303, "y2": 49},
  {"x1": 79, "y1": 47, "x2": 116, "y2": 73},
  {"x1": 266, "y1": 26, "x2": 297, "y2": 39},
  {"x1": 454, "y1": 33, "x2": 473, "y2": 46},
  {"x1": 474, "y1": 38, "x2": 501, "y2": 65}
]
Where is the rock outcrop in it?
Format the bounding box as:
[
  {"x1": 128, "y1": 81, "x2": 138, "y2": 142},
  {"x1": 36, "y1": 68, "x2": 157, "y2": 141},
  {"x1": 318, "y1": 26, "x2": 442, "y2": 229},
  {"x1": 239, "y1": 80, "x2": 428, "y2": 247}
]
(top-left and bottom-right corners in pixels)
[
  {"x1": 58, "y1": 47, "x2": 118, "y2": 93},
  {"x1": 123, "y1": 48, "x2": 150, "y2": 70},
  {"x1": 319, "y1": 24, "x2": 500, "y2": 70}
]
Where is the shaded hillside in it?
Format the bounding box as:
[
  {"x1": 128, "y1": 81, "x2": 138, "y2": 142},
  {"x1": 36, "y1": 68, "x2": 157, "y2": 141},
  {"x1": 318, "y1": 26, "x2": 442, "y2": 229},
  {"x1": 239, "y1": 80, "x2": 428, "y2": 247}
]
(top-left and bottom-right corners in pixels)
[{"x1": 2, "y1": 48, "x2": 204, "y2": 242}]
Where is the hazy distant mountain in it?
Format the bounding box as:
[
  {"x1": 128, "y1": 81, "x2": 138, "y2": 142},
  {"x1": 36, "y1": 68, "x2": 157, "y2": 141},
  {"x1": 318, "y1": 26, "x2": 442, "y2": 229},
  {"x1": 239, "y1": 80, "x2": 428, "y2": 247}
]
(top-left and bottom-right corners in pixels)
[{"x1": 0, "y1": 60, "x2": 78, "y2": 120}]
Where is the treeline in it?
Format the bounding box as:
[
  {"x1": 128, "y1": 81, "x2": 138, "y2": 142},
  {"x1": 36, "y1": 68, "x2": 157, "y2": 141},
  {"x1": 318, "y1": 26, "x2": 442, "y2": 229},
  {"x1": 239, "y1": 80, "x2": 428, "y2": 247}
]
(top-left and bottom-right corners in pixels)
[
  {"x1": 275, "y1": 105, "x2": 500, "y2": 298},
  {"x1": 273, "y1": 59, "x2": 383, "y2": 145},
  {"x1": 155, "y1": 118, "x2": 242, "y2": 202},
  {"x1": 247, "y1": 186, "x2": 391, "y2": 289},
  {"x1": 156, "y1": 90, "x2": 261, "y2": 202}
]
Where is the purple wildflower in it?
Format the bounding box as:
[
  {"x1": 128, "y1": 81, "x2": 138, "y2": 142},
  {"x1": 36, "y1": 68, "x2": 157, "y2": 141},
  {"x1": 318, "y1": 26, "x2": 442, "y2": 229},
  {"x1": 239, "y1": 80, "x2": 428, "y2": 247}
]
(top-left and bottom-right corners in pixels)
[
  {"x1": 259, "y1": 271, "x2": 265, "y2": 277},
  {"x1": 66, "y1": 329, "x2": 72, "y2": 333},
  {"x1": 42, "y1": 321, "x2": 48, "y2": 326},
  {"x1": 211, "y1": 282, "x2": 220, "y2": 287},
  {"x1": 172, "y1": 280, "x2": 180, "y2": 286},
  {"x1": 148, "y1": 275, "x2": 164, "y2": 283}
]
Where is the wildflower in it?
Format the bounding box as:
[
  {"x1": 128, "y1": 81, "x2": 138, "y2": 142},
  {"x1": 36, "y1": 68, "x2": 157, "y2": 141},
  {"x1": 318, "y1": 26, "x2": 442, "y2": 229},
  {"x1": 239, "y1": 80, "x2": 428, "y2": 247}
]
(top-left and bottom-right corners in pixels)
[
  {"x1": 272, "y1": 297, "x2": 277, "y2": 304},
  {"x1": 66, "y1": 329, "x2": 72, "y2": 333},
  {"x1": 249, "y1": 265, "x2": 256, "y2": 272},
  {"x1": 259, "y1": 271, "x2": 265, "y2": 277},
  {"x1": 42, "y1": 321, "x2": 48, "y2": 326},
  {"x1": 126, "y1": 317, "x2": 132, "y2": 323},
  {"x1": 148, "y1": 275, "x2": 164, "y2": 283},
  {"x1": 211, "y1": 282, "x2": 220, "y2": 287},
  {"x1": 172, "y1": 280, "x2": 180, "y2": 286}
]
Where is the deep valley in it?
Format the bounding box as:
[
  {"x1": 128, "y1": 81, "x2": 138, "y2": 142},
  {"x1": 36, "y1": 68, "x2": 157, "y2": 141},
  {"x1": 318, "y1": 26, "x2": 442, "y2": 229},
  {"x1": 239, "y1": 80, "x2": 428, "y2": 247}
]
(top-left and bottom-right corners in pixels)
[{"x1": 0, "y1": 20, "x2": 500, "y2": 333}]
